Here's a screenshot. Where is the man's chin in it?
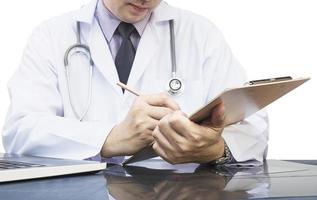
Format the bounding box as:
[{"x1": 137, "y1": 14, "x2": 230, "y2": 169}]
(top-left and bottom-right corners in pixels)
[{"x1": 119, "y1": 11, "x2": 148, "y2": 23}]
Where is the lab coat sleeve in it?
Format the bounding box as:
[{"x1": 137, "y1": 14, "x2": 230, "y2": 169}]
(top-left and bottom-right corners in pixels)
[
  {"x1": 202, "y1": 24, "x2": 269, "y2": 163},
  {"x1": 2, "y1": 24, "x2": 115, "y2": 160}
]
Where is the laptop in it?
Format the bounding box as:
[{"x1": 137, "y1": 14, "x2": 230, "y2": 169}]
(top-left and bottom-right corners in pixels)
[{"x1": 0, "y1": 153, "x2": 107, "y2": 183}]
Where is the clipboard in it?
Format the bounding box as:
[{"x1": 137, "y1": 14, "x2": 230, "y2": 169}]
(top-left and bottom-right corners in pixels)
[{"x1": 123, "y1": 77, "x2": 310, "y2": 165}]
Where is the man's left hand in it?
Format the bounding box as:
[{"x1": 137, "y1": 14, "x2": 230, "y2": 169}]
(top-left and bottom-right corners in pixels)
[{"x1": 152, "y1": 103, "x2": 226, "y2": 164}]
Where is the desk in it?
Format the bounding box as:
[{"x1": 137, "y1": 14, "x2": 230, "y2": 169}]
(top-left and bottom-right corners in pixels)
[{"x1": 1, "y1": 160, "x2": 317, "y2": 200}]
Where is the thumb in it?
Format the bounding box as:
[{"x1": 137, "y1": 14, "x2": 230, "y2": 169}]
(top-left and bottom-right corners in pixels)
[{"x1": 210, "y1": 102, "x2": 225, "y2": 128}]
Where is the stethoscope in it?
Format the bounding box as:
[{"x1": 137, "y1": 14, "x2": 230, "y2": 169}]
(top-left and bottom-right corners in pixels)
[{"x1": 64, "y1": 19, "x2": 183, "y2": 120}]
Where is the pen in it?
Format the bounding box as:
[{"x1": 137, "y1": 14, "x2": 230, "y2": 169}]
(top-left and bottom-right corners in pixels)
[
  {"x1": 247, "y1": 76, "x2": 293, "y2": 85},
  {"x1": 116, "y1": 82, "x2": 141, "y2": 96}
]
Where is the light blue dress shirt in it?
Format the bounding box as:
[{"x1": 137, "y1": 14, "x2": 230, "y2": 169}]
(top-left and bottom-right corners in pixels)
[
  {"x1": 95, "y1": 0, "x2": 151, "y2": 60},
  {"x1": 91, "y1": 0, "x2": 151, "y2": 164}
]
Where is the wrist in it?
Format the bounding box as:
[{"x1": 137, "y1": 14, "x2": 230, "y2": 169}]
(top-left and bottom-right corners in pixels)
[
  {"x1": 101, "y1": 125, "x2": 122, "y2": 158},
  {"x1": 209, "y1": 139, "x2": 234, "y2": 166},
  {"x1": 214, "y1": 137, "x2": 225, "y2": 160},
  {"x1": 198, "y1": 137, "x2": 225, "y2": 164}
]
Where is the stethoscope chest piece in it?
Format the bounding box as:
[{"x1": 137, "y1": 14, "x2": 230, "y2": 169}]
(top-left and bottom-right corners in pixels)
[
  {"x1": 65, "y1": 19, "x2": 182, "y2": 119},
  {"x1": 167, "y1": 77, "x2": 184, "y2": 96}
]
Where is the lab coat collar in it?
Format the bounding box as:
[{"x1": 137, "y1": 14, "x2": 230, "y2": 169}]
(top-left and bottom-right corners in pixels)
[
  {"x1": 71, "y1": 0, "x2": 98, "y2": 24},
  {"x1": 151, "y1": 1, "x2": 177, "y2": 22},
  {"x1": 71, "y1": 0, "x2": 176, "y2": 97},
  {"x1": 71, "y1": 0, "x2": 177, "y2": 25}
]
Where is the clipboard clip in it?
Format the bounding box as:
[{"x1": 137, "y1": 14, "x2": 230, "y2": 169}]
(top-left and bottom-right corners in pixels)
[{"x1": 246, "y1": 76, "x2": 293, "y2": 85}]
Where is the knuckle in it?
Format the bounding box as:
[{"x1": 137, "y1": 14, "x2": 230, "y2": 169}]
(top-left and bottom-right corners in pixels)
[
  {"x1": 152, "y1": 129, "x2": 159, "y2": 139},
  {"x1": 180, "y1": 144, "x2": 190, "y2": 153},
  {"x1": 140, "y1": 132, "x2": 153, "y2": 142},
  {"x1": 168, "y1": 114, "x2": 180, "y2": 126},
  {"x1": 158, "y1": 118, "x2": 167, "y2": 129},
  {"x1": 191, "y1": 133, "x2": 203, "y2": 143},
  {"x1": 195, "y1": 141, "x2": 204, "y2": 149},
  {"x1": 152, "y1": 143, "x2": 158, "y2": 151},
  {"x1": 133, "y1": 119, "x2": 146, "y2": 130},
  {"x1": 180, "y1": 143, "x2": 193, "y2": 154},
  {"x1": 190, "y1": 135, "x2": 206, "y2": 149}
]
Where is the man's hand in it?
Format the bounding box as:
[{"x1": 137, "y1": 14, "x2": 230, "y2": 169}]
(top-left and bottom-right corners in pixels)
[
  {"x1": 152, "y1": 103, "x2": 225, "y2": 164},
  {"x1": 101, "y1": 93, "x2": 180, "y2": 157}
]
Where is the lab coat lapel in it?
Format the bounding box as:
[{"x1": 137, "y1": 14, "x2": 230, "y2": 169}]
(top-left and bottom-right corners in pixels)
[
  {"x1": 126, "y1": 2, "x2": 176, "y2": 94},
  {"x1": 71, "y1": 0, "x2": 176, "y2": 97},
  {"x1": 89, "y1": 19, "x2": 123, "y2": 96},
  {"x1": 126, "y1": 22, "x2": 159, "y2": 94}
]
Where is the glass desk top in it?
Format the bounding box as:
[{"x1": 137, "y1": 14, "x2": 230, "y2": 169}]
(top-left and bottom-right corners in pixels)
[
  {"x1": 104, "y1": 160, "x2": 317, "y2": 200},
  {"x1": 1, "y1": 160, "x2": 317, "y2": 200}
]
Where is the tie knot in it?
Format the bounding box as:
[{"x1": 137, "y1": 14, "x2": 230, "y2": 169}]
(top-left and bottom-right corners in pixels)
[{"x1": 116, "y1": 22, "x2": 136, "y2": 39}]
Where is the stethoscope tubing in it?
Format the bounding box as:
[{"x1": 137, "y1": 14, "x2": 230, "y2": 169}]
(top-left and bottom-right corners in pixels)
[
  {"x1": 169, "y1": 19, "x2": 177, "y2": 78},
  {"x1": 64, "y1": 19, "x2": 181, "y2": 120},
  {"x1": 64, "y1": 22, "x2": 94, "y2": 121}
]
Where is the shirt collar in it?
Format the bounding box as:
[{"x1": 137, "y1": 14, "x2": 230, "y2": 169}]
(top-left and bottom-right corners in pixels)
[{"x1": 95, "y1": 0, "x2": 150, "y2": 42}]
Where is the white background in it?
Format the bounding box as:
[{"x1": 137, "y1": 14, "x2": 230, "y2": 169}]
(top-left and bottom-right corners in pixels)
[{"x1": 0, "y1": 0, "x2": 316, "y2": 159}]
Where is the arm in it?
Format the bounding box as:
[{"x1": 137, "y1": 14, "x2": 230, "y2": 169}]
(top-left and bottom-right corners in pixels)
[
  {"x1": 152, "y1": 23, "x2": 268, "y2": 164},
  {"x1": 202, "y1": 24, "x2": 269, "y2": 163},
  {"x1": 2, "y1": 24, "x2": 114, "y2": 160},
  {"x1": 2, "y1": 23, "x2": 181, "y2": 160}
]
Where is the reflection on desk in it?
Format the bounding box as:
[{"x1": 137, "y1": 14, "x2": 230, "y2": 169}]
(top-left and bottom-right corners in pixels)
[
  {"x1": 104, "y1": 160, "x2": 270, "y2": 200},
  {"x1": 0, "y1": 173, "x2": 108, "y2": 200},
  {"x1": 1, "y1": 160, "x2": 317, "y2": 200}
]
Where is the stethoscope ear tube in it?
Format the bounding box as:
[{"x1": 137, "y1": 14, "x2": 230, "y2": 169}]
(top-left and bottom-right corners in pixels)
[
  {"x1": 65, "y1": 19, "x2": 183, "y2": 120},
  {"x1": 64, "y1": 22, "x2": 93, "y2": 121},
  {"x1": 64, "y1": 22, "x2": 94, "y2": 66},
  {"x1": 64, "y1": 44, "x2": 93, "y2": 66},
  {"x1": 169, "y1": 20, "x2": 177, "y2": 77}
]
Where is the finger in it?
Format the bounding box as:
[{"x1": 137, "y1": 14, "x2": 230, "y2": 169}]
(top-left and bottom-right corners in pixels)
[
  {"x1": 147, "y1": 106, "x2": 174, "y2": 120},
  {"x1": 143, "y1": 93, "x2": 180, "y2": 111},
  {"x1": 211, "y1": 102, "x2": 225, "y2": 128},
  {"x1": 152, "y1": 127, "x2": 175, "y2": 153},
  {"x1": 152, "y1": 141, "x2": 173, "y2": 164},
  {"x1": 167, "y1": 111, "x2": 195, "y2": 138},
  {"x1": 167, "y1": 111, "x2": 223, "y2": 142},
  {"x1": 142, "y1": 129, "x2": 155, "y2": 144},
  {"x1": 145, "y1": 116, "x2": 159, "y2": 130},
  {"x1": 158, "y1": 115, "x2": 187, "y2": 149}
]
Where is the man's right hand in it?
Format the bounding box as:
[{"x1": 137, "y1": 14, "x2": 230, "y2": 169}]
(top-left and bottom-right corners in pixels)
[{"x1": 101, "y1": 93, "x2": 180, "y2": 157}]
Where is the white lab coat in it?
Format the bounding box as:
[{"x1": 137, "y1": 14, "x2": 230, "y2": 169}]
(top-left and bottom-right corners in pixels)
[{"x1": 2, "y1": 0, "x2": 268, "y2": 163}]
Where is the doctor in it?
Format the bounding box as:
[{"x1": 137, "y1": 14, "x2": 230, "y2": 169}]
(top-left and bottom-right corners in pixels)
[{"x1": 2, "y1": 0, "x2": 268, "y2": 165}]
